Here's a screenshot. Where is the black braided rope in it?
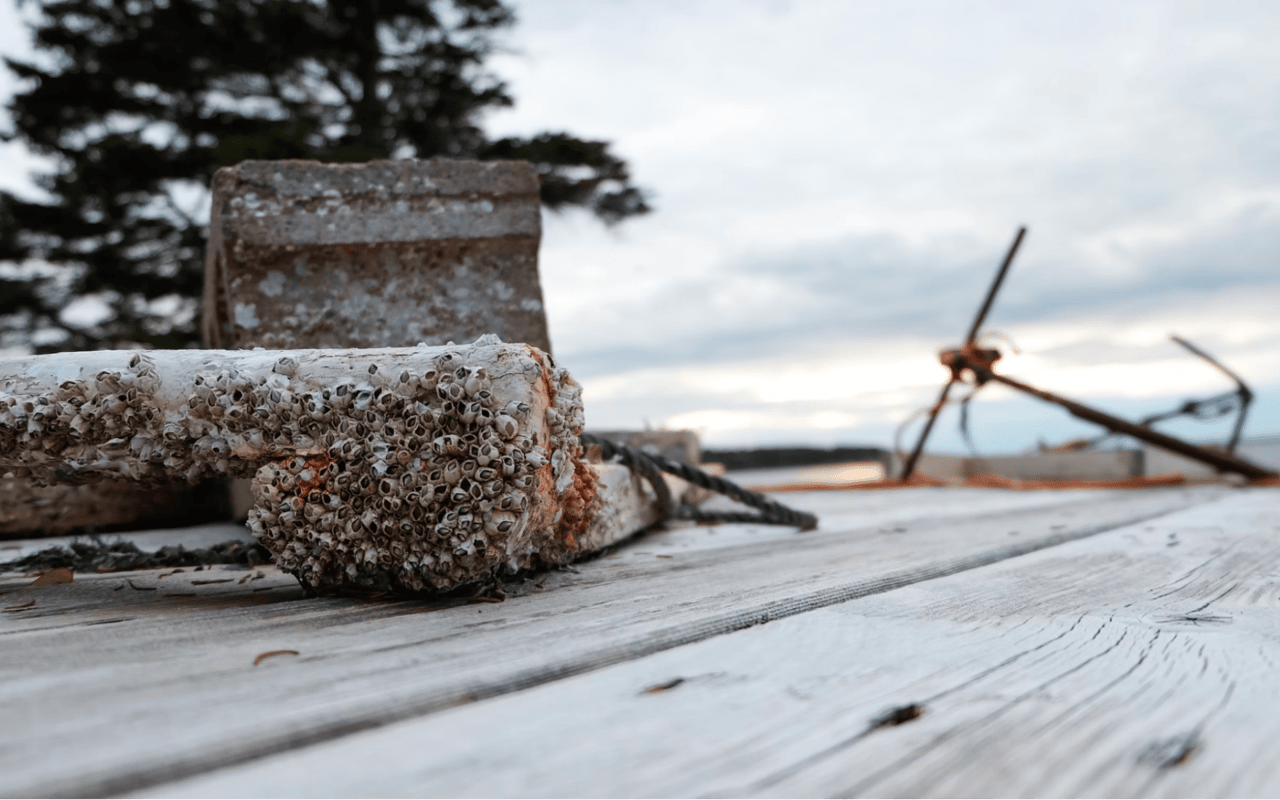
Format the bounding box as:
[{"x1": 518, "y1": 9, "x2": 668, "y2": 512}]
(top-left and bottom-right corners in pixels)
[{"x1": 580, "y1": 433, "x2": 819, "y2": 531}]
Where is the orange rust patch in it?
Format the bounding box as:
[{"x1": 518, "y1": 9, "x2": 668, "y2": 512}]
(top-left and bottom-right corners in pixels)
[
  {"x1": 963, "y1": 473, "x2": 1188, "y2": 490},
  {"x1": 288, "y1": 454, "x2": 335, "y2": 496},
  {"x1": 520, "y1": 345, "x2": 599, "y2": 552},
  {"x1": 751, "y1": 475, "x2": 947, "y2": 493},
  {"x1": 752, "y1": 473, "x2": 1192, "y2": 493},
  {"x1": 556, "y1": 452, "x2": 599, "y2": 551}
]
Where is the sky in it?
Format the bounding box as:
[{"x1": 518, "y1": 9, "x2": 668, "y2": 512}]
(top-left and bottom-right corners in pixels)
[{"x1": 3, "y1": 0, "x2": 1279, "y2": 453}]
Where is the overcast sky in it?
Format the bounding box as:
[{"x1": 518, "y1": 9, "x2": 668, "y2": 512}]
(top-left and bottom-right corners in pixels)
[{"x1": 2, "y1": 0, "x2": 1278, "y2": 453}]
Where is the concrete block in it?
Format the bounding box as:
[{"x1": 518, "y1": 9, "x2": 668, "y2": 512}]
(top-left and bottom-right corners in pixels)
[
  {"x1": 586, "y1": 430, "x2": 702, "y2": 466},
  {"x1": 201, "y1": 159, "x2": 551, "y2": 353},
  {"x1": 884, "y1": 452, "x2": 968, "y2": 482},
  {"x1": 886, "y1": 450, "x2": 1143, "y2": 482},
  {"x1": 966, "y1": 450, "x2": 1143, "y2": 481},
  {"x1": 1144, "y1": 436, "x2": 1280, "y2": 479},
  {"x1": 0, "y1": 478, "x2": 226, "y2": 538}
]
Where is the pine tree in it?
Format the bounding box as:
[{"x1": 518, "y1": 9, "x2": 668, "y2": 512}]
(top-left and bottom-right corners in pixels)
[{"x1": 0, "y1": 0, "x2": 649, "y2": 353}]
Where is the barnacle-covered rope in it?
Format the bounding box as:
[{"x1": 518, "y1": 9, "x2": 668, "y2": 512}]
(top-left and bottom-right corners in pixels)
[{"x1": 580, "y1": 433, "x2": 819, "y2": 531}]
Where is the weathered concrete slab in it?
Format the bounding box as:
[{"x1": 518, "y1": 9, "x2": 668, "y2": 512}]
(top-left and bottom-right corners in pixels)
[
  {"x1": 0, "y1": 478, "x2": 219, "y2": 538},
  {"x1": 1144, "y1": 436, "x2": 1280, "y2": 480},
  {"x1": 587, "y1": 429, "x2": 702, "y2": 465},
  {"x1": 888, "y1": 450, "x2": 1143, "y2": 482},
  {"x1": 201, "y1": 159, "x2": 551, "y2": 353},
  {"x1": 966, "y1": 449, "x2": 1142, "y2": 480}
]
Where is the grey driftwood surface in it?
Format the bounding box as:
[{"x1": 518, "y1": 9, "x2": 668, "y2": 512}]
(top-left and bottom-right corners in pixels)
[
  {"x1": 143, "y1": 487, "x2": 1277, "y2": 799},
  {"x1": 4, "y1": 480, "x2": 1278, "y2": 797}
]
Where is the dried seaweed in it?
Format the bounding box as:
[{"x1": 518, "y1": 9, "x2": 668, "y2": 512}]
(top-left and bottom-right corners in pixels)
[{"x1": 0, "y1": 537, "x2": 273, "y2": 574}]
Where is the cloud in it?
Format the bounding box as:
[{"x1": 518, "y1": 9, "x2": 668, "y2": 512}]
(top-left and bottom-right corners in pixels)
[
  {"x1": 486, "y1": 0, "x2": 1280, "y2": 450},
  {"x1": 551, "y1": 209, "x2": 1280, "y2": 379}
]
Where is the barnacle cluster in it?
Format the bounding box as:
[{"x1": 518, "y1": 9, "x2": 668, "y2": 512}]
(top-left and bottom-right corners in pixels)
[
  {"x1": 0, "y1": 338, "x2": 597, "y2": 592},
  {"x1": 248, "y1": 351, "x2": 593, "y2": 591},
  {"x1": 0, "y1": 353, "x2": 167, "y2": 484}
]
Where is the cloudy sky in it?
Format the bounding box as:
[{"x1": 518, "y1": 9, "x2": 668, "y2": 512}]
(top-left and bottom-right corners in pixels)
[{"x1": 3, "y1": 0, "x2": 1279, "y2": 453}]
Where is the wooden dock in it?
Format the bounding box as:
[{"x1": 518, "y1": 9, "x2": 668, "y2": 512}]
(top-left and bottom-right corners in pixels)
[{"x1": 3, "y1": 477, "x2": 1278, "y2": 797}]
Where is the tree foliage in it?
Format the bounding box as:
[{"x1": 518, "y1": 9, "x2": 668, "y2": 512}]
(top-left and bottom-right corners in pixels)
[{"x1": 1, "y1": 0, "x2": 649, "y2": 352}]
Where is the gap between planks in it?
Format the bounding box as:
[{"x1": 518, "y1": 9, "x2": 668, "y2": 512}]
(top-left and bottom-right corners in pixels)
[{"x1": 1, "y1": 486, "x2": 1224, "y2": 797}]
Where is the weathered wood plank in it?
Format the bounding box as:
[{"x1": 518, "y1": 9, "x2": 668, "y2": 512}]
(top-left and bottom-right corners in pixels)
[
  {"x1": 0, "y1": 340, "x2": 611, "y2": 591},
  {"x1": 133, "y1": 488, "x2": 1280, "y2": 798},
  {"x1": 0, "y1": 486, "x2": 1220, "y2": 797}
]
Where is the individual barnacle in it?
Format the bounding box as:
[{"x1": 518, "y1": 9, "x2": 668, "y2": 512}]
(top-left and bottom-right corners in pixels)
[
  {"x1": 436, "y1": 380, "x2": 464, "y2": 402},
  {"x1": 304, "y1": 397, "x2": 329, "y2": 421},
  {"x1": 484, "y1": 511, "x2": 518, "y2": 536},
  {"x1": 492, "y1": 414, "x2": 518, "y2": 439},
  {"x1": 525, "y1": 448, "x2": 548, "y2": 468},
  {"x1": 433, "y1": 434, "x2": 464, "y2": 457},
  {"x1": 442, "y1": 461, "x2": 462, "y2": 485},
  {"x1": 503, "y1": 401, "x2": 530, "y2": 418},
  {"x1": 374, "y1": 389, "x2": 401, "y2": 412},
  {"x1": 463, "y1": 370, "x2": 490, "y2": 397},
  {"x1": 95, "y1": 370, "x2": 123, "y2": 393},
  {"x1": 473, "y1": 443, "x2": 499, "y2": 466},
  {"x1": 395, "y1": 370, "x2": 415, "y2": 393},
  {"x1": 496, "y1": 492, "x2": 524, "y2": 512},
  {"x1": 459, "y1": 402, "x2": 481, "y2": 425}
]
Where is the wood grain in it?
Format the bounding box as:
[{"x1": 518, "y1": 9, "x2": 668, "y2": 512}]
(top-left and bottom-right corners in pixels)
[
  {"x1": 136, "y1": 488, "x2": 1280, "y2": 798},
  {"x1": 0, "y1": 486, "x2": 1219, "y2": 797}
]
